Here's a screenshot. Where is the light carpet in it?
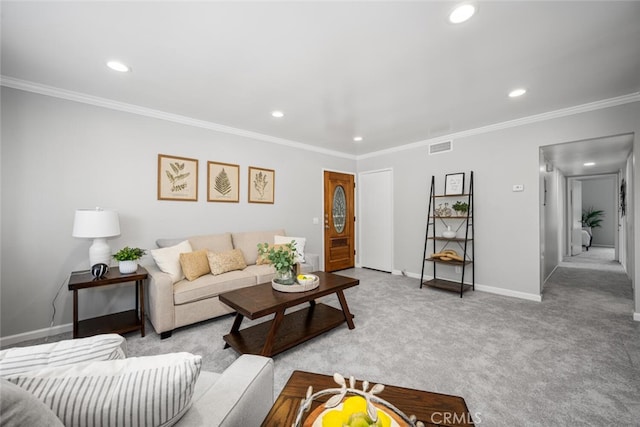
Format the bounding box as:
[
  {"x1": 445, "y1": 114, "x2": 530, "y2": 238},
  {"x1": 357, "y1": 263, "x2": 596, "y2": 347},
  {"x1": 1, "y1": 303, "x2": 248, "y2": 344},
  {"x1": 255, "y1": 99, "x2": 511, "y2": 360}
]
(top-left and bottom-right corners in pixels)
[{"x1": 7, "y1": 263, "x2": 640, "y2": 426}]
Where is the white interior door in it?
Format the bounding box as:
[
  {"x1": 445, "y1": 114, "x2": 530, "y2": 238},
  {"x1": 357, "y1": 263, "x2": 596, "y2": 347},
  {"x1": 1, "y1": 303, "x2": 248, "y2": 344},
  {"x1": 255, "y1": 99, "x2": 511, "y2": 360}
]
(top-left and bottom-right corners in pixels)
[
  {"x1": 571, "y1": 180, "x2": 583, "y2": 255},
  {"x1": 358, "y1": 169, "x2": 393, "y2": 272}
]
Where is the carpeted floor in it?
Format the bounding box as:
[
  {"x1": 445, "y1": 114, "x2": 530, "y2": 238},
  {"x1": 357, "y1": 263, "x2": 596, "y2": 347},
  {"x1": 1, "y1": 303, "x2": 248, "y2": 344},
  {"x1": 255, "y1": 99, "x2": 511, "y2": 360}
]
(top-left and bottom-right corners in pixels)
[{"x1": 7, "y1": 258, "x2": 640, "y2": 426}]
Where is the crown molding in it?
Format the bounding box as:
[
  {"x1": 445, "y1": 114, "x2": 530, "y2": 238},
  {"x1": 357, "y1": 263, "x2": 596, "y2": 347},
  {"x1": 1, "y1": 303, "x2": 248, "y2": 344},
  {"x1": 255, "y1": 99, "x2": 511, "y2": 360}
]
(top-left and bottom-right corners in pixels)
[
  {"x1": 0, "y1": 76, "x2": 357, "y2": 161},
  {"x1": 3, "y1": 75, "x2": 637, "y2": 162},
  {"x1": 357, "y1": 92, "x2": 640, "y2": 160}
]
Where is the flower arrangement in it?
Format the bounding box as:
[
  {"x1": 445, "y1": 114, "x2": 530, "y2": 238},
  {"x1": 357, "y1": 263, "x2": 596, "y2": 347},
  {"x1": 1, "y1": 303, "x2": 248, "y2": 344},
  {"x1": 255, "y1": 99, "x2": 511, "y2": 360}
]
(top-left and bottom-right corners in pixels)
[{"x1": 257, "y1": 241, "x2": 298, "y2": 284}]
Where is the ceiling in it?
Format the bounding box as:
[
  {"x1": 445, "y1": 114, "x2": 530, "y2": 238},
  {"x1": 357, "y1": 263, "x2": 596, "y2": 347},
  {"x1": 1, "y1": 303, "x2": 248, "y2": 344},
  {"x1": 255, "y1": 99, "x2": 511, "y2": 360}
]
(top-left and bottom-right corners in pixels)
[
  {"x1": 541, "y1": 133, "x2": 633, "y2": 177},
  {"x1": 1, "y1": 1, "x2": 640, "y2": 157}
]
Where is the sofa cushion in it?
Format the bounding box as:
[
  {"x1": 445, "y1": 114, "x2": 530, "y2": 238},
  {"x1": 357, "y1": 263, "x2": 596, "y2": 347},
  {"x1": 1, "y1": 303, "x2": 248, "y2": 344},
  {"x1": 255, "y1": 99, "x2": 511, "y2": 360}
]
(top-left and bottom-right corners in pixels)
[
  {"x1": 0, "y1": 334, "x2": 126, "y2": 378},
  {"x1": 151, "y1": 240, "x2": 193, "y2": 283},
  {"x1": 275, "y1": 235, "x2": 306, "y2": 263},
  {"x1": 188, "y1": 232, "x2": 234, "y2": 253},
  {"x1": 180, "y1": 249, "x2": 211, "y2": 281},
  {"x1": 1, "y1": 378, "x2": 65, "y2": 426},
  {"x1": 231, "y1": 229, "x2": 285, "y2": 265},
  {"x1": 243, "y1": 264, "x2": 277, "y2": 284},
  {"x1": 173, "y1": 269, "x2": 256, "y2": 305},
  {"x1": 5, "y1": 352, "x2": 202, "y2": 427},
  {"x1": 207, "y1": 249, "x2": 247, "y2": 275}
]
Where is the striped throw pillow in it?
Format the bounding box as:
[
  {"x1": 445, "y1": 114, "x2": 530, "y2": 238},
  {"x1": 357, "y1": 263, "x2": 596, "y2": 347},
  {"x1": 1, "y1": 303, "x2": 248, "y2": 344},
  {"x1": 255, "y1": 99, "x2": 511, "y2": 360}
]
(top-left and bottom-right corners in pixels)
[
  {"x1": 5, "y1": 352, "x2": 202, "y2": 427},
  {"x1": 0, "y1": 334, "x2": 126, "y2": 378}
]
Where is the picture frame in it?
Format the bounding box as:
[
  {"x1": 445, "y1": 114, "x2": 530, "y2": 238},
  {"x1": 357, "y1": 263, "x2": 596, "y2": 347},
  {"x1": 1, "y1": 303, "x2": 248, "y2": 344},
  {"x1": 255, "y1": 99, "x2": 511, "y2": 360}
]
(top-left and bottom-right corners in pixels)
[
  {"x1": 157, "y1": 154, "x2": 198, "y2": 201},
  {"x1": 208, "y1": 161, "x2": 239, "y2": 203},
  {"x1": 444, "y1": 172, "x2": 465, "y2": 196},
  {"x1": 248, "y1": 166, "x2": 275, "y2": 204}
]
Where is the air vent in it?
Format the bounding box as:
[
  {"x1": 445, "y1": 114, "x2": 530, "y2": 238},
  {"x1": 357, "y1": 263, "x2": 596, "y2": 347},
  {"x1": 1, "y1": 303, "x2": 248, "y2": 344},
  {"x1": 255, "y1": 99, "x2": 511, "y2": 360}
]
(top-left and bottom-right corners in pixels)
[{"x1": 429, "y1": 140, "x2": 452, "y2": 155}]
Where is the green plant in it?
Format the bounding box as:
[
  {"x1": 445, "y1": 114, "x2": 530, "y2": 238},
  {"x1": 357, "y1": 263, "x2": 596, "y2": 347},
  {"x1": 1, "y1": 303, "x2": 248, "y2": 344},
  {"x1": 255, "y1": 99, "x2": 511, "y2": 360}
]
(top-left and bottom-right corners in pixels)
[
  {"x1": 582, "y1": 207, "x2": 605, "y2": 229},
  {"x1": 452, "y1": 201, "x2": 469, "y2": 213},
  {"x1": 257, "y1": 241, "x2": 297, "y2": 273},
  {"x1": 113, "y1": 246, "x2": 146, "y2": 261}
]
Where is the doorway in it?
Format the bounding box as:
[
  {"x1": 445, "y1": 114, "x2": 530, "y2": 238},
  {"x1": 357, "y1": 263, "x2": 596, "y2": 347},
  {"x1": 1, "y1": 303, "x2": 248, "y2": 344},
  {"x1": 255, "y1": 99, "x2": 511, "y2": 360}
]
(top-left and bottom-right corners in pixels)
[
  {"x1": 358, "y1": 169, "x2": 393, "y2": 272},
  {"x1": 323, "y1": 170, "x2": 355, "y2": 272}
]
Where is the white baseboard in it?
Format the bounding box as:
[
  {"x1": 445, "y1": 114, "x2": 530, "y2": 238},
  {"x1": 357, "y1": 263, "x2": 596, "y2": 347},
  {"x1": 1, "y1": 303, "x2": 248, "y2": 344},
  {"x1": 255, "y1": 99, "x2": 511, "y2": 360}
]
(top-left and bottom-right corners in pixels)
[
  {"x1": 474, "y1": 283, "x2": 542, "y2": 302},
  {"x1": 634, "y1": 312, "x2": 640, "y2": 322},
  {"x1": 404, "y1": 270, "x2": 542, "y2": 302},
  {"x1": 0, "y1": 323, "x2": 73, "y2": 348}
]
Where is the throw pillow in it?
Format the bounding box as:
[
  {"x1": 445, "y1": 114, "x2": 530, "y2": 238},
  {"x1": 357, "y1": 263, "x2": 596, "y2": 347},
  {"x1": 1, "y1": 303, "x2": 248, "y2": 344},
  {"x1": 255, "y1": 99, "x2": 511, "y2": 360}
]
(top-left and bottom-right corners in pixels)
[
  {"x1": 0, "y1": 334, "x2": 126, "y2": 378},
  {"x1": 179, "y1": 249, "x2": 211, "y2": 281},
  {"x1": 255, "y1": 243, "x2": 291, "y2": 265},
  {"x1": 150, "y1": 240, "x2": 193, "y2": 283},
  {"x1": 274, "y1": 235, "x2": 306, "y2": 263},
  {"x1": 207, "y1": 249, "x2": 247, "y2": 275},
  {"x1": 0, "y1": 379, "x2": 64, "y2": 427},
  {"x1": 5, "y1": 352, "x2": 202, "y2": 427}
]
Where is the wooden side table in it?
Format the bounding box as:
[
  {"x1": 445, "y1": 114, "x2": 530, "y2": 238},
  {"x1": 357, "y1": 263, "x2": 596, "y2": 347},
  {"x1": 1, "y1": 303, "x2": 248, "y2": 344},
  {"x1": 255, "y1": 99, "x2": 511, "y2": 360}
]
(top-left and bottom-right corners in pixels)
[{"x1": 68, "y1": 266, "x2": 148, "y2": 338}]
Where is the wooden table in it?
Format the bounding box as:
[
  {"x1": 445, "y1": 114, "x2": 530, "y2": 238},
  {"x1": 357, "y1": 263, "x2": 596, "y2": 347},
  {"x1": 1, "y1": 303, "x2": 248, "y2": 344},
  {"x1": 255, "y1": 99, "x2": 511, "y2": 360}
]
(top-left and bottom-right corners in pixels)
[
  {"x1": 262, "y1": 371, "x2": 475, "y2": 426},
  {"x1": 68, "y1": 267, "x2": 147, "y2": 338},
  {"x1": 219, "y1": 271, "x2": 359, "y2": 357}
]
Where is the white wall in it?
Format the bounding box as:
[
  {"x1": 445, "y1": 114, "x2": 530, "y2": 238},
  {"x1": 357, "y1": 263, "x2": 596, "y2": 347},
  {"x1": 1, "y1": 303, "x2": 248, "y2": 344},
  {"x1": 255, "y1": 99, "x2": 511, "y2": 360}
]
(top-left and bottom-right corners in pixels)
[
  {"x1": 0, "y1": 87, "x2": 355, "y2": 338},
  {"x1": 581, "y1": 176, "x2": 617, "y2": 246},
  {"x1": 357, "y1": 101, "x2": 640, "y2": 305}
]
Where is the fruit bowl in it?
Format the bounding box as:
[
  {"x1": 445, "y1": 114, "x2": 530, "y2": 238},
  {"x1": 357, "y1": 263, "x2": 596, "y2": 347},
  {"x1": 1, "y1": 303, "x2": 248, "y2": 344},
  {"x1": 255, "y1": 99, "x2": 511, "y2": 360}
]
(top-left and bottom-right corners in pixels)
[
  {"x1": 272, "y1": 274, "x2": 319, "y2": 293},
  {"x1": 302, "y1": 398, "x2": 406, "y2": 427},
  {"x1": 297, "y1": 274, "x2": 318, "y2": 286}
]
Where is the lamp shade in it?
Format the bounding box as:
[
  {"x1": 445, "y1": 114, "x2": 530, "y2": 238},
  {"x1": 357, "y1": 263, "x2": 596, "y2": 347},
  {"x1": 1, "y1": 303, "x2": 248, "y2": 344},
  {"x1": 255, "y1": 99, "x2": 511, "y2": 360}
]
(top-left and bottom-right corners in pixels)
[{"x1": 72, "y1": 208, "x2": 120, "y2": 238}]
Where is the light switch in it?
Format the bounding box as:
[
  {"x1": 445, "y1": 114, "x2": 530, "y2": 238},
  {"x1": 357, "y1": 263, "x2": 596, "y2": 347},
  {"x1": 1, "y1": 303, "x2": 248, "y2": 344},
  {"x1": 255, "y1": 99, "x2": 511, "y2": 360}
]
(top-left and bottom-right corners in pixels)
[
  {"x1": 513, "y1": 184, "x2": 524, "y2": 192},
  {"x1": 312, "y1": 217, "x2": 319, "y2": 225}
]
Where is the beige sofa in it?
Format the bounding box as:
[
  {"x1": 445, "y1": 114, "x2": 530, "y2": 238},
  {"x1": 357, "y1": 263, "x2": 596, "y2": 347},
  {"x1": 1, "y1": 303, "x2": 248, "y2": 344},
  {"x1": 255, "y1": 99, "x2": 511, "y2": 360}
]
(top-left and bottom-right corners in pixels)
[{"x1": 145, "y1": 229, "x2": 319, "y2": 338}]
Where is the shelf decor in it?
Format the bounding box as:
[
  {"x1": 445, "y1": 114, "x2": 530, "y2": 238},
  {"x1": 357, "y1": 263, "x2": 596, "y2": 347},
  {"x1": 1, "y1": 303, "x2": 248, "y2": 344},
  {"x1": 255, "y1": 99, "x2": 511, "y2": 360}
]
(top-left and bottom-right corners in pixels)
[
  {"x1": 444, "y1": 172, "x2": 465, "y2": 196},
  {"x1": 158, "y1": 154, "x2": 198, "y2": 201},
  {"x1": 207, "y1": 161, "x2": 239, "y2": 203}
]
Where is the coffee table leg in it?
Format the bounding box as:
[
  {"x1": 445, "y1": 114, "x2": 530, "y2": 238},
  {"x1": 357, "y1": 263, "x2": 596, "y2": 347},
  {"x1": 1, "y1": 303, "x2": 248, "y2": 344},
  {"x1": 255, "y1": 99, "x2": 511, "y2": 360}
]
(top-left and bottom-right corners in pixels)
[
  {"x1": 262, "y1": 309, "x2": 285, "y2": 356},
  {"x1": 224, "y1": 313, "x2": 245, "y2": 349},
  {"x1": 336, "y1": 290, "x2": 355, "y2": 329}
]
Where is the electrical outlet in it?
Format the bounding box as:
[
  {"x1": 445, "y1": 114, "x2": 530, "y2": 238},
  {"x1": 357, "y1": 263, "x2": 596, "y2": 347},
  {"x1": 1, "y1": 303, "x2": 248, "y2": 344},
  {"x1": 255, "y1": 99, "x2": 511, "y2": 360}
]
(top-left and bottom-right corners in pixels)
[
  {"x1": 455, "y1": 266, "x2": 462, "y2": 273},
  {"x1": 312, "y1": 217, "x2": 319, "y2": 225}
]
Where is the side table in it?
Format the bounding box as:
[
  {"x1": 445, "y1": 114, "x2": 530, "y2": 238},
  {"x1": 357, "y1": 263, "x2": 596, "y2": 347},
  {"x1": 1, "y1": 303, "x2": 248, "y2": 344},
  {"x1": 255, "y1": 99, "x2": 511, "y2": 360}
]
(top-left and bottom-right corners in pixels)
[{"x1": 68, "y1": 266, "x2": 148, "y2": 338}]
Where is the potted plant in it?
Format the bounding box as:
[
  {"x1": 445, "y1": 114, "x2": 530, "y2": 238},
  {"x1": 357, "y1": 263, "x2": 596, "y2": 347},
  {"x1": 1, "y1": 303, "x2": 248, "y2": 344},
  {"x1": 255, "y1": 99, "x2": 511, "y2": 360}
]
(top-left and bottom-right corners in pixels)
[
  {"x1": 257, "y1": 241, "x2": 298, "y2": 285},
  {"x1": 452, "y1": 201, "x2": 469, "y2": 216},
  {"x1": 582, "y1": 207, "x2": 605, "y2": 229},
  {"x1": 113, "y1": 246, "x2": 146, "y2": 274}
]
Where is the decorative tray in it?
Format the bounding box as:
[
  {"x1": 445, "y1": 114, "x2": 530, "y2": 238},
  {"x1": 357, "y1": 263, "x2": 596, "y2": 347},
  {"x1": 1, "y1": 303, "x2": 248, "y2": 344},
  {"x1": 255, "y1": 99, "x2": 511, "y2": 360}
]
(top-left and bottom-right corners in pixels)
[{"x1": 272, "y1": 274, "x2": 319, "y2": 293}]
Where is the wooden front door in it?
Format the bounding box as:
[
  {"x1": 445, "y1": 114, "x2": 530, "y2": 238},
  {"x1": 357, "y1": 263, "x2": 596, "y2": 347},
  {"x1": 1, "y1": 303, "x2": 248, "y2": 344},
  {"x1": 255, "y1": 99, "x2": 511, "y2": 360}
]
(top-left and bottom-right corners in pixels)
[{"x1": 324, "y1": 171, "x2": 355, "y2": 272}]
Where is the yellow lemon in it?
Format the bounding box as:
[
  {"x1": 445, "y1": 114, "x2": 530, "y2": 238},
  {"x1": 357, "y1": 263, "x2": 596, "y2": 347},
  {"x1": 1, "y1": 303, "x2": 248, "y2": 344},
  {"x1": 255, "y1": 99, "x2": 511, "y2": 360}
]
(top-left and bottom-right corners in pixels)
[
  {"x1": 341, "y1": 396, "x2": 367, "y2": 421},
  {"x1": 297, "y1": 274, "x2": 307, "y2": 280},
  {"x1": 321, "y1": 409, "x2": 344, "y2": 427},
  {"x1": 376, "y1": 409, "x2": 391, "y2": 427}
]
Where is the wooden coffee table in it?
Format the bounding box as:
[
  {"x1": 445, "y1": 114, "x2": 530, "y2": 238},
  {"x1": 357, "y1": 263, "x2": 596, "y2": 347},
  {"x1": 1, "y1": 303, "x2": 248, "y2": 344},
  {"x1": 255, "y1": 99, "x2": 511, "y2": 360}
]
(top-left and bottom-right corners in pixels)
[
  {"x1": 262, "y1": 371, "x2": 475, "y2": 426},
  {"x1": 219, "y1": 271, "x2": 359, "y2": 357}
]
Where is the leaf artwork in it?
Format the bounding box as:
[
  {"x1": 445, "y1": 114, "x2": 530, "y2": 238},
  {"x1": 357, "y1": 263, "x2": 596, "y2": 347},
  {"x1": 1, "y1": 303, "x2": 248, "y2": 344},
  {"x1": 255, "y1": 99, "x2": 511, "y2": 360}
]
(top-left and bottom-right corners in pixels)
[
  {"x1": 214, "y1": 168, "x2": 232, "y2": 196},
  {"x1": 165, "y1": 162, "x2": 190, "y2": 193},
  {"x1": 253, "y1": 171, "x2": 268, "y2": 198}
]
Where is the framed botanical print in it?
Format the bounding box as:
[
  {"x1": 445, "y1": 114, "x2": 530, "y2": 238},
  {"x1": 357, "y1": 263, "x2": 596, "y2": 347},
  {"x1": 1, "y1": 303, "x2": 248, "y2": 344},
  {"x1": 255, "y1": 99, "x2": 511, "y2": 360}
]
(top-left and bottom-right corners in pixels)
[
  {"x1": 208, "y1": 161, "x2": 239, "y2": 203},
  {"x1": 158, "y1": 154, "x2": 198, "y2": 201},
  {"x1": 248, "y1": 166, "x2": 275, "y2": 204}
]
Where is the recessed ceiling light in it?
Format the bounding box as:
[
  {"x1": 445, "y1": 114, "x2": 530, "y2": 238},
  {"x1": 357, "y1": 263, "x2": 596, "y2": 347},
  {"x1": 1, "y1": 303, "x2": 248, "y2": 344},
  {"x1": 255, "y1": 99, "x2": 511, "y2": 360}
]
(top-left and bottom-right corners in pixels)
[
  {"x1": 584, "y1": 162, "x2": 595, "y2": 166},
  {"x1": 508, "y1": 88, "x2": 527, "y2": 98},
  {"x1": 106, "y1": 61, "x2": 130, "y2": 73},
  {"x1": 271, "y1": 111, "x2": 284, "y2": 118},
  {"x1": 449, "y1": 3, "x2": 476, "y2": 24},
  {"x1": 353, "y1": 136, "x2": 363, "y2": 142}
]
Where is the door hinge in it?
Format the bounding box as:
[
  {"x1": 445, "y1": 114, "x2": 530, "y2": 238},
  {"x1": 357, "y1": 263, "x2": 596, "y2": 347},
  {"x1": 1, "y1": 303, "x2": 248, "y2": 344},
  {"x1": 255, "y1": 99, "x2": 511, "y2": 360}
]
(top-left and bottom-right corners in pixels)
[{"x1": 354, "y1": 249, "x2": 356, "y2": 255}]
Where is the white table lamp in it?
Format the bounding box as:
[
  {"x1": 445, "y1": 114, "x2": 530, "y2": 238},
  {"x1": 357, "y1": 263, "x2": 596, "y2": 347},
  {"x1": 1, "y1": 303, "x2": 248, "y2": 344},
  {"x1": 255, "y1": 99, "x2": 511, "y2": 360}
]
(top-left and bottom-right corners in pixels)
[{"x1": 72, "y1": 208, "x2": 121, "y2": 267}]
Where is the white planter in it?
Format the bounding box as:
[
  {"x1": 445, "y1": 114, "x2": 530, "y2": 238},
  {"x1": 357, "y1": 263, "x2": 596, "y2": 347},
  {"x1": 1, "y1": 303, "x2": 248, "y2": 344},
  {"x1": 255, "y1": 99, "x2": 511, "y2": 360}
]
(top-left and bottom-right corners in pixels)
[{"x1": 118, "y1": 260, "x2": 138, "y2": 274}]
